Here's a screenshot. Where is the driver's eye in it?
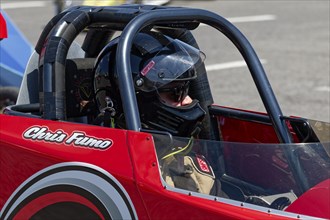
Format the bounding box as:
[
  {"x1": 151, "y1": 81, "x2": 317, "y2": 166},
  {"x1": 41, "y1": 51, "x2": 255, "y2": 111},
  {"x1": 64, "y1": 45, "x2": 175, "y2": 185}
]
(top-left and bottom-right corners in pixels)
[
  {"x1": 169, "y1": 90, "x2": 181, "y2": 102},
  {"x1": 158, "y1": 81, "x2": 190, "y2": 103}
]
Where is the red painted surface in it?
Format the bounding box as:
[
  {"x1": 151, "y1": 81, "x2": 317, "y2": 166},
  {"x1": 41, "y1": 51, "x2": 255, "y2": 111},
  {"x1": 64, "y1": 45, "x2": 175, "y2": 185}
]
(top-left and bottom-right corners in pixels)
[
  {"x1": 215, "y1": 106, "x2": 301, "y2": 144},
  {"x1": 286, "y1": 179, "x2": 330, "y2": 219},
  {"x1": 0, "y1": 114, "x2": 328, "y2": 219},
  {"x1": 0, "y1": 13, "x2": 7, "y2": 39},
  {"x1": 219, "y1": 115, "x2": 280, "y2": 143},
  {"x1": 0, "y1": 114, "x2": 148, "y2": 219}
]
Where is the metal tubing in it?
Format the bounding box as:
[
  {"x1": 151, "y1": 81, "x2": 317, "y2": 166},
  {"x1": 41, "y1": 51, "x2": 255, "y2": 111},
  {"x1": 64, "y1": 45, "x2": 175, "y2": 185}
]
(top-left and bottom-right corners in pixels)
[
  {"x1": 116, "y1": 8, "x2": 308, "y2": 192},
  {"x1": 117, "y1": 8, "x2": 292, "y2": 142},
  {"x1": 40, "y1": 10, "x2": 90, "y2": 120}
]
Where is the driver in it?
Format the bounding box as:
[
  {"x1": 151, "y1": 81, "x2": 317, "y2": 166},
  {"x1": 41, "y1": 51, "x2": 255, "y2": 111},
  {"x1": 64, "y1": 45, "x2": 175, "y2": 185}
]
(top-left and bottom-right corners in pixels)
[
  {"x1": 93, "y1": 30, "x2": 227, "y2": 198},
  {"x1": 94, "y1": 31, "x2": 206, "y2": 136}
]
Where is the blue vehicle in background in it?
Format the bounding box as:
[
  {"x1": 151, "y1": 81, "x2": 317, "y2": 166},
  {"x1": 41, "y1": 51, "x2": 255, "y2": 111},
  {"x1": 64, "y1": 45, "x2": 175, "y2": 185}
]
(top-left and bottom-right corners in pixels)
[{"x1": 0, "y1": 10, "x2": 33, "y2": 111}]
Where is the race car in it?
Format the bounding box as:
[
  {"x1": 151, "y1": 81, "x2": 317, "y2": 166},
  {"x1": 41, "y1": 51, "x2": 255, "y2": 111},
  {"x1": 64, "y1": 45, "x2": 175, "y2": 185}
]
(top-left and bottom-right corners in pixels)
[{"x1": 0, "y1": 5, "x2": 329, "y2": 220}]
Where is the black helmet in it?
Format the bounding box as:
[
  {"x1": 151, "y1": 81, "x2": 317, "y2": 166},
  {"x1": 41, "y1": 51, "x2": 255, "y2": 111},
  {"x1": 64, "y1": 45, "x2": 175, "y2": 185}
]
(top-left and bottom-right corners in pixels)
[{"x1": 94, "y1": 31, "x2": 206, "y2": 137}]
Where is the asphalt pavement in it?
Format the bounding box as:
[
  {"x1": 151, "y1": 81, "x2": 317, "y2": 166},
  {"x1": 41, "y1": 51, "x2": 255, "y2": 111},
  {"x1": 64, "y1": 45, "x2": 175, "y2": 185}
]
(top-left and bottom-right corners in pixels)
[{"x1": 1, "y1": 0, "x2": 329, "y2": 122}]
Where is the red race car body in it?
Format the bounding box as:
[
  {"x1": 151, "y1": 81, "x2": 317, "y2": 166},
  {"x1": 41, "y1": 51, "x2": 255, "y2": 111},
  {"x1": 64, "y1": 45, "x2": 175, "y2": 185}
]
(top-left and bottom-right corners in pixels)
[{"x1": 0, "y1": 5, "x2": 329, "y2": 220}]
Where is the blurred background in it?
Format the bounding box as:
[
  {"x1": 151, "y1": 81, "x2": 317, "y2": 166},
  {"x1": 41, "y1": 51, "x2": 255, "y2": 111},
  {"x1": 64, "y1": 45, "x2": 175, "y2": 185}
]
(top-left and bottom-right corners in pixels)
[{"x1": 1, "y1": 0, "x2": 329, "y2": 122}]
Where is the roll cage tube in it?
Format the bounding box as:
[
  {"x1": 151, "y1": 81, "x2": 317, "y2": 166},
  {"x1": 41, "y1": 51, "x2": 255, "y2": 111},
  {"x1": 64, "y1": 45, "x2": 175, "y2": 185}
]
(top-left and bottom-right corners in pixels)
[
  {"x1": 117, "y1": 8, "x2": 293, "y2": 143},
  {"x1": 37, "y1": 6, "x2": 140, "y2": 119},
  {"x1": 37, "y1": 5, "x2": 176, "y2": 120},
  {"x1": 39, "y1": 10, "x2": 91, "y2": 120},
  {"x1": 117, "y1": 8, "x2": 309, "y2": 193},
  {"x1": 37, "y1": 5, "x2": 292, "y2": 143}
]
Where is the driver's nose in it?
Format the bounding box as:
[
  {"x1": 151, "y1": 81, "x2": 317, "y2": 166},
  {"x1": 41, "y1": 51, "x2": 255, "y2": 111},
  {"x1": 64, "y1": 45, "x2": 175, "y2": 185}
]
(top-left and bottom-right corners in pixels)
[{"x1": 178, "y1": 95, "x2": 193, "y2": 107}]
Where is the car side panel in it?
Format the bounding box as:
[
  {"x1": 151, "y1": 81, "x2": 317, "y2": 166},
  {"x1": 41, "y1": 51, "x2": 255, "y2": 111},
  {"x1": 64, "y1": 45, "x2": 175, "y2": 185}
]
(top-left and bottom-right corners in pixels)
[{"x1": 0, "y1": 114, "x2": 148, "y2": 218}]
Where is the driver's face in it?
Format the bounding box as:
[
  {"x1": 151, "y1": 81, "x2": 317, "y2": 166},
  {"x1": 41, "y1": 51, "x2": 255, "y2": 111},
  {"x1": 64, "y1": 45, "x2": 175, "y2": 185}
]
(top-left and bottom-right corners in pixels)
[
  {"x1": 157, "y1": 81, "x2": 193, "y2": 107},
  {"x1": 158, "y1": 92, "x2": 193, "y2": 107}
]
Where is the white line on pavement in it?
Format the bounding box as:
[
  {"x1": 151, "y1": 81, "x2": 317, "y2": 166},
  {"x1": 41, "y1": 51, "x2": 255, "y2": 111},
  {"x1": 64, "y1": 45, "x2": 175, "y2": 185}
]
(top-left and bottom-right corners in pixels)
[
  {"x1": 199, "y1": 14, "x2": 277, "y2": 26},
  {"x1": 315, "y1": 86, "x2": 330, "y2": 92},
  {"x1": 206, "y1": 60, "x2": 330, "y2": 94},
  {"x1": 2, "y1": 2, "x2": 273, "y2": 74},
  {"x1": 205, "y1": 59, "x2": 267, "y2": 72},
  {"x1": 1, "y1": 1, "x2": 277, "y2": 26},
  {"x1": 1, "y1": 1, "x2": 46, "y2": 9},
  {"x1": 228, "y1": 14, "x2": 277, "y2": 23}
]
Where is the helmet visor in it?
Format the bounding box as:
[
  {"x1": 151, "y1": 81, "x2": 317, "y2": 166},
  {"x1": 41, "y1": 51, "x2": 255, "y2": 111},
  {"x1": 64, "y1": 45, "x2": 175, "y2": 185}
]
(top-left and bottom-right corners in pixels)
[{"x1": 138, "y1": 39, "x2": 206, "y2": 92}]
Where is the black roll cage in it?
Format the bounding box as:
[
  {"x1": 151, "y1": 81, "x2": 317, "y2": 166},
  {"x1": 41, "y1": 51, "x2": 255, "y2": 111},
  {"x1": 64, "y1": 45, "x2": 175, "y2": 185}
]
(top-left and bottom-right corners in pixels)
[{"x1": 33, "y1": 5, "x2": 292, "y2": 144}]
